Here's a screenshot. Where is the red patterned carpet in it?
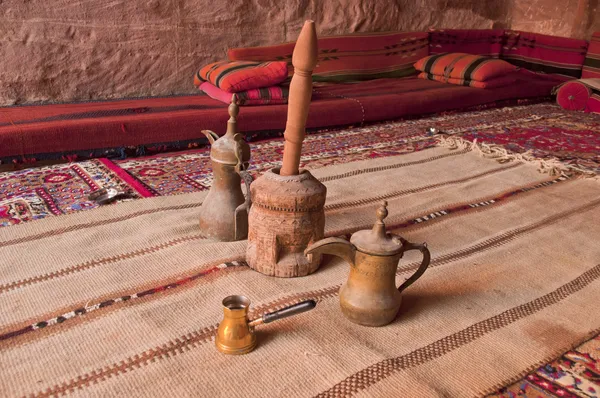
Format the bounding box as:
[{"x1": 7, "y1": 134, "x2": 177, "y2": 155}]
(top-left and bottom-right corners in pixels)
[
  {"x1": 1, "y1": 102, "x2": 600, "y2": 396},
  {"x1": 460, "y1": 109, "x2": 600, "y2": 174},
  {"x1": 114, "y1": 119, "x2": 439, "y2": 196},
  {"x1": 489, "y1": 333, "x2": 600, "y2": 398},
  {"x1": 115, "y1": 103, "x2": 599, "y2": 200},
  {"x1": 2, "y1": 103, "x2": 599, "y2": 228},
  {"x1": 0, "y1": 159, "x2": 149, "y2": 226}
]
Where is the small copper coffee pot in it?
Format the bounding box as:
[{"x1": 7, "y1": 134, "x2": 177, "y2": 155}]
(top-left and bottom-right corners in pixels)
[
  {"x1": 215, "y1": 295, "x2": 316, "y2": 355},
  {"x1": 305, "y1": 201, "x2": 431, "y2": 326},
  {"x1": 199, "y1": 96, "x2": 252, "y2": 241}
]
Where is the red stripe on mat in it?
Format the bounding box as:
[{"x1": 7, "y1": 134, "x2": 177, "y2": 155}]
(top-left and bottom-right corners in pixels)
[{"x1": 97, "y1": 158, "x2": 155, "y2": 198}]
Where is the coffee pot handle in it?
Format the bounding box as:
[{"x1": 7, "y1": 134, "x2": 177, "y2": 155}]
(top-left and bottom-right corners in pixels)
[
  {"x1": 234, "y1": 170, "x2": 252, "y2": 241},
  {"x1": 233, "y1": 134, "x2": 252, "y2": 240},
  {"x1": 397, "y1": 239, "x2": 431, "y2": 294}
]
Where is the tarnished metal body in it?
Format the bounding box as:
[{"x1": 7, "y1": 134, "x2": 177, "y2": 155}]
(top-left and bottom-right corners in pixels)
[
  {"x1": 198, "y1": 98, "x2": 252, "y2": 241},
  {"x1": 305, "y1": 201, "x2": 431, "y2": 327}
]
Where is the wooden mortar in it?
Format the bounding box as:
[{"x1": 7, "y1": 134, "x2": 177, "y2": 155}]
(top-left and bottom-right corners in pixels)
[{"x1": 246, "y1": 20, "x2": 327, "y2": 277}]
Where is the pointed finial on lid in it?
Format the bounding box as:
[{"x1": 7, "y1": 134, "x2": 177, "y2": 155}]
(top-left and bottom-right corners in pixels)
[
  {"x1": 228, "y1": 94, "x2": 240, "y2": 120},
  {"x1": 371, "y1": 201, "x2": 388, "y2": 239},
  {"x1": 226, "y1": 94, "x2": 239, "y2": 136},
  {"x1": 376, "y1": 201, "x2": 388, "y2": 224},
  {"x1": 349, "y1": 200, "x2": 403, "y2": 255}
]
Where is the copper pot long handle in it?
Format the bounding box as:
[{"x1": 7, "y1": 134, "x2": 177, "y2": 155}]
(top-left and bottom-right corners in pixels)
[
  {"x1": 248, "y1": 300, "x2": 317, "y2": 327},
  {"x1": 397, "y1": 240, "x2": 431, "y2": 294}
]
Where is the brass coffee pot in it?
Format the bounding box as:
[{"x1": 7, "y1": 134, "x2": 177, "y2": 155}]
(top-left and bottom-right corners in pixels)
[
  {"x1": 199, "y1": 96, "x2": 252, "y2": 241},
  {"x1": 215, "y1": 295, "x2": 317, "y2": 355},
  {"x1": 305, "y1": 201, "x2": 431, "y2": 326}
]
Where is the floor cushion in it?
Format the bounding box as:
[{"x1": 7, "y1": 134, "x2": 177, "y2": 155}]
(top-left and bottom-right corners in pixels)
[
  {"x1": 589, "y1": 92, "x2": 600, "y2": 113},
  {"x1": 194, "y1": 61, "x2": 288, "y2": 93},
  {"x1": 501, "y1": 31, "x2": 588, "y2": 79},
  {"x1": 199, "y1": 82, "x2": 289, "y2": 106},
  {"x1": 555, "y1": 80, "x2": 591, "y2": 110},
  {"x1": 228, "y1": 31, "x2": 429, "y2": 82},
  {"x1": 582, "y1": 31, "x2": 600, "y2": 79},
  {"x1": 429, "y1": 29, "x2": 505, "y2": 57},
  {"x1": 0, "y1": 74, "x2": 559, "y2": 164},
  {"x1": 418, "y1": 72, "x2": 517, "y2": 88},
  {"x1": 414, "y1": 53, "x2": 517, "y2": 81},
  {"x1": 554, "y1": 78, "x2": 600, "y2": 113}
]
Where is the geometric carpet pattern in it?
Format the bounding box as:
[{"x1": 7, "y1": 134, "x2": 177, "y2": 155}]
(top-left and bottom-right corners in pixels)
[{"x1": 2, "y1": 103, "x2": 600, "y2": 229}]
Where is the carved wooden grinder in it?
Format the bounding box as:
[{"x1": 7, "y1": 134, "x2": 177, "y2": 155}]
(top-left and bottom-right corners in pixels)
[
  {"x1": 246, "y1": 21, "x2": 327, "y2": 277},
  {"x1": 199, "y1": 96, "x2": 252, "y2": 241}
]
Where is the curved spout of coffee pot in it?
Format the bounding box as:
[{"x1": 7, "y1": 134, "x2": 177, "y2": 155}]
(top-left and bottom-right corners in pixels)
[
  {"x1": 201, "y1": 129, "x2": 219, "y2": 145},
  {"x1": 304, "y1": 237, "x2": 356, "y2": 267}
]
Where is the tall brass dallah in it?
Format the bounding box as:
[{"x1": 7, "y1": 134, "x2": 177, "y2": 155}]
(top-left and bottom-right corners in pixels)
[
  {"x1": 305, "y1": 201, "x2": 431, "y2": 326},
  {"x1": 199, "y1": 96, "x2": 252, "y2": 241}
]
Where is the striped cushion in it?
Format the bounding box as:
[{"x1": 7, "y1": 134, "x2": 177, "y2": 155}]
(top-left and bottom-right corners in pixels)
[
  {"x1": 429, "y1": 29, "x2": 505, "y2": 57},
  {"x1": 418, "y1": 72, "x2": 517, "y2": 89},
  {"x1": 194, "y1": 61, "x2": 288, "y2": 93},
  {"x1": 501, "y1": 31, "x2": 588, "y2": 79},
  {"x1": 414, "y1": 53, "x2": 517, "y2": 81},
  {"x1": 199, "y1": 82, "x2": 288, "y2": 106},
  {"x1": 227, "y1": 31, "x2": 429, "y2": 82},
  {"x1": 582, "y1": 32, "x2": 600, "y2": 78}
]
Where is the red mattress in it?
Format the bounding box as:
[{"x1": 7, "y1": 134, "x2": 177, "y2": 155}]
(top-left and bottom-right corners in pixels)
[{"x1": 0, "y1": 73, "x2": 559, "y2": 161}]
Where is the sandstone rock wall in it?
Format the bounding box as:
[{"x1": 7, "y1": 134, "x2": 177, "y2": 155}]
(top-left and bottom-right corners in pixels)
[{"x1": 0, "y1": 0, "x2": 597, "y2": 105}]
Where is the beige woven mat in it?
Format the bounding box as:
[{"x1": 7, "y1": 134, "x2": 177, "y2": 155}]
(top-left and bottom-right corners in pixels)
[{"x1": 1, "y1": 145, "x2": 599, "y2": 397}]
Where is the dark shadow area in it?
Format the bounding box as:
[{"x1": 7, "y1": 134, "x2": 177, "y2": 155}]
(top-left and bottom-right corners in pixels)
[
  {"x1": 395, "y1": 287, "x2": 480, "y2": 323},
  {"x1": 254, "y1": 328, "x2": 279, "y2": 349}
]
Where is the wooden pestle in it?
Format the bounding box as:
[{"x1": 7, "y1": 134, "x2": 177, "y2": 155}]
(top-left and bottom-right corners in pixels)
[{"x1": 280, "y1": 20, "x2": 318, "y2": 176}]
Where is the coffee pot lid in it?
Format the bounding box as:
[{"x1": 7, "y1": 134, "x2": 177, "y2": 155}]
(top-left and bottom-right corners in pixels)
[
  {"x1": 210, "y1": 95, "x2": 250, "y2": 166},
  {"x1": 350, "y1": 201, "x2": 404, "y2": 256}
]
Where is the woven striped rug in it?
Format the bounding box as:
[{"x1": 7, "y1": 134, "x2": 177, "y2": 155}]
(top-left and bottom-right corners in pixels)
[{"x1": 1, "y1": 143, "x2": 599, "y2": 397}]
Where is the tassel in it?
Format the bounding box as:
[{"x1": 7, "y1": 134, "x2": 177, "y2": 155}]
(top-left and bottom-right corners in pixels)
[{"x1": 436, "y1": 135, "x2": 596, "y2": 179}]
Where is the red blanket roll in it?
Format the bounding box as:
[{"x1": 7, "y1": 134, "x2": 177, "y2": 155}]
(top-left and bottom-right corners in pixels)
[
  {"x1": 555, "y1": 79, "x2": 600, "y2": 113},
  {"x1": 556, "y1": 81, "x2": 591, "y2": 110}
]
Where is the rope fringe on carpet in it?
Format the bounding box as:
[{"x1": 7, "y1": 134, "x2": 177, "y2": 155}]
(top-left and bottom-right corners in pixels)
[{"x1": 437, "y1": 135, "x2": 598, "y2": 179}]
